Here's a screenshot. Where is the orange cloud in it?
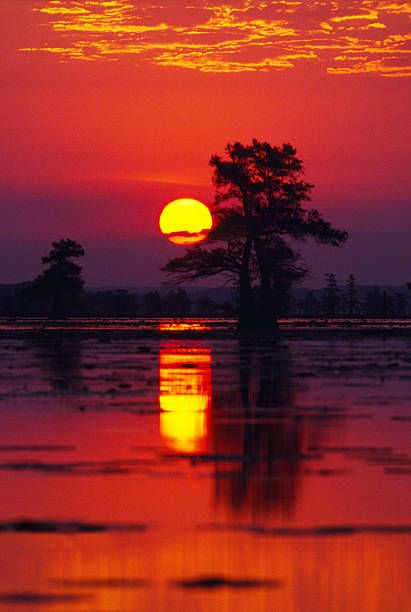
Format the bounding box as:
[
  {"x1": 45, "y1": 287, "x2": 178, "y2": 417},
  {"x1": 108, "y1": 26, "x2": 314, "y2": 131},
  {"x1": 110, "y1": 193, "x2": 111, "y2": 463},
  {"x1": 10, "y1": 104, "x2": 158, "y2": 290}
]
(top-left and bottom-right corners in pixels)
[{"x1": 19, "y1": 0, "x2": 411, "y2": 76}]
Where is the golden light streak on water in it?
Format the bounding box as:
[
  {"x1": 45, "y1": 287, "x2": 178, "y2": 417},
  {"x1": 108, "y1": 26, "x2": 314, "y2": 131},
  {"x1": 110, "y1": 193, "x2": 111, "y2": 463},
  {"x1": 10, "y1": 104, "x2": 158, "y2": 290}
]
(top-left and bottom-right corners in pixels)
[{"x1": 159, "y1": 345, "x2": 211, "y2": 453}]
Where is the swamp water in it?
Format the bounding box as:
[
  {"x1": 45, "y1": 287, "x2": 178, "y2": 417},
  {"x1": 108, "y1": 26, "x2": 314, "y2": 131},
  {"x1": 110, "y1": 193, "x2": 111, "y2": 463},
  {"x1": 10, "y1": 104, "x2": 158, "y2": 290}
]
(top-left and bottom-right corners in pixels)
[{"x1": 0, "y1": 320, "x2": 410, "y2": 611}]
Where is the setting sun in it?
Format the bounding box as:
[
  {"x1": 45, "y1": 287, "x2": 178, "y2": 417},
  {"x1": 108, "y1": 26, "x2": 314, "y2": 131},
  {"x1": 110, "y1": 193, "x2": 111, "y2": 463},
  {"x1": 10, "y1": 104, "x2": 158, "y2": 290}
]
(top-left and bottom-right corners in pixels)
[{"x1": 159, "y1": 198, "x2": 212, "y2": 245}]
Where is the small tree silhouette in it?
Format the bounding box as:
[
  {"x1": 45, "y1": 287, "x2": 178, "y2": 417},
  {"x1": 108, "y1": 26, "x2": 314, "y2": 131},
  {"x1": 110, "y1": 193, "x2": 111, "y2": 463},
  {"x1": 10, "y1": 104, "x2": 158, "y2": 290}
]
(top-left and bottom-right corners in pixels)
[
  {"x1": 28, "y1": 239, "x2": 85, "y2": 318},
  {"x1": 345, "y1": 273, "x2": 358, "y2": 317},
  {"x1": 322, "y1": 273, "x2": 339, "y2": 317},
  {"x1": 163, "y1": 288, "x2": 191, "y2": 317},
  {"x1": 363, "y1": 287, "x2": 385, "y2": 317},
  {"x1": 303, "y1": 290, "x2": 320, "y2": 317}
]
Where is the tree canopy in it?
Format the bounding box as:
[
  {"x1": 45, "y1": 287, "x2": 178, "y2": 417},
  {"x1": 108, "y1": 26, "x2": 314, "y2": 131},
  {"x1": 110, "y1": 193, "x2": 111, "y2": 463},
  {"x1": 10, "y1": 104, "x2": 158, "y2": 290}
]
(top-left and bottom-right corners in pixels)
[{"x1": 162, "y1": 140, "x2": 348, "y2": 330}]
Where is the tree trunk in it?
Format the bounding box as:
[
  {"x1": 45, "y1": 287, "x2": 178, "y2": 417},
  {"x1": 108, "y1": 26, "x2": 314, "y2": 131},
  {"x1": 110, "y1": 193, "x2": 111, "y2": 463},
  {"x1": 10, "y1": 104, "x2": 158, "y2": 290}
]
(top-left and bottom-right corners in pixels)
[
  {"x1": 237, "y1": 237, "x2": 257, "y2": 331},
  {"x1": 253, "y1": 237, "x2": 279, "y2": 331}
]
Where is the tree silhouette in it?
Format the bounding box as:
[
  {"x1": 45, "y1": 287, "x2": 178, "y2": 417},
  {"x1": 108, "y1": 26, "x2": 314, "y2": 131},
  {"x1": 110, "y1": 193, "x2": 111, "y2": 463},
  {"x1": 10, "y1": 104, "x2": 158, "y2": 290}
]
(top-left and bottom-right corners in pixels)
[
  {"x1": 163, "y1": 288, "x2": 191, "y2": 317},
  {"x1": 143, "y1": 291, "x2": 163, "y2": 317},
  {"x1": 388, "y1": 292, "x2": 407, "y2": 317},
  {"x1": 345, "y1": 273, "x2": 358, "y2": 317},
  {"x1": 322, "y1": 273, "x2": 340, "y2": 317},
  {"x1": 162, "y1": 140, "x2": 347, "y2": 330},
  {"x1": 27, "y1": 239, "x2": 85, "y2": 318},
  {"x1": 363, "y1": 287, "x2": 385, "y2": 318},
  {"x1": 302, "y1": 290, "x2": 320, "y2": 317}
]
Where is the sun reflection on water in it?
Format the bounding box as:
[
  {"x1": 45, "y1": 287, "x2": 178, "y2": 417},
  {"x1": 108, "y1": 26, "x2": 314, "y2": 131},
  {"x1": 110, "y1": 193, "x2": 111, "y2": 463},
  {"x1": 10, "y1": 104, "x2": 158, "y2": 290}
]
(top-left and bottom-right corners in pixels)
[
  {"x1": 159, "y1": 344, "x2": 211, "y2": 453},
  {"x1": 159, "y1": 322, "x2": 210, "y2": 332}
]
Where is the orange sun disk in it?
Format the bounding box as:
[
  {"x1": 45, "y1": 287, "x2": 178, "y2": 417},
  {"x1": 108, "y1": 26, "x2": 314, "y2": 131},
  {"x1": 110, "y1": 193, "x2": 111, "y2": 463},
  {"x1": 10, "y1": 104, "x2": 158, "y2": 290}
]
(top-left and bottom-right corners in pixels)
[{"x1": 159, "y1": 198, "x2": 212, "y2": 245}]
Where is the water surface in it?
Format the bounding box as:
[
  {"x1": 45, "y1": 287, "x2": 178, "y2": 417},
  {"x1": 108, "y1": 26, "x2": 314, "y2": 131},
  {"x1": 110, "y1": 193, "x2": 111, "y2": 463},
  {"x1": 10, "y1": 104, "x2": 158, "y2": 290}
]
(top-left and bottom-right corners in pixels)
[{"x1": 0, "y1": 320, "x2": 410, "y2": 610}]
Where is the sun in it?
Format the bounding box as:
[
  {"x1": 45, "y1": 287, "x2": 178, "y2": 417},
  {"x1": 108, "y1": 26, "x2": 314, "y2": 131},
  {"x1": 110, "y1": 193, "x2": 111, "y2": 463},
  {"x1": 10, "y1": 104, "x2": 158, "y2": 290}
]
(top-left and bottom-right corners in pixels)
[{"x1": 159, "y1": 198, "x2": 212, "y2": 245}]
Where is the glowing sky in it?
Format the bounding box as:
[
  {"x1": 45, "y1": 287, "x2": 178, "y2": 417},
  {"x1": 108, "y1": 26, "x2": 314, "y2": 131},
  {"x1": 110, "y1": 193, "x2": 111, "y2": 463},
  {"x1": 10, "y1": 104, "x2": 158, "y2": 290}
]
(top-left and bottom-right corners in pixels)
[{"x1": 0, "y1": 0, "x2": 410, "y2": 285}]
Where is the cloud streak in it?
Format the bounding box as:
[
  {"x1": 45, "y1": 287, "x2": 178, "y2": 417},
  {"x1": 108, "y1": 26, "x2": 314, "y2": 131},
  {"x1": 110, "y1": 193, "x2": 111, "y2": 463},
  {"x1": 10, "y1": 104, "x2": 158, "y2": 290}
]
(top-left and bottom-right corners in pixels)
[{"x1": 20, "y1": 0, "x2": 411, "y2": 76}]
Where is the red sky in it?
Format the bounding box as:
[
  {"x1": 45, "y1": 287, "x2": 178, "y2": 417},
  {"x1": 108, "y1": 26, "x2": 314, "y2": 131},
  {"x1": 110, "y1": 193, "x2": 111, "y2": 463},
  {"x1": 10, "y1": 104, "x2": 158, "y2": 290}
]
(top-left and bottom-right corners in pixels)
[{"x1": 1, "y1": 0, "x2": 410, "y2": 286}]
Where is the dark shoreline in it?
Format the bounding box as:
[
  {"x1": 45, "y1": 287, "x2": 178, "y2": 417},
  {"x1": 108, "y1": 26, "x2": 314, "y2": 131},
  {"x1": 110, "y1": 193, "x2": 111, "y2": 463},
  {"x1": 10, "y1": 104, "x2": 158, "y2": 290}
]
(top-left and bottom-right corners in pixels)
[{"x1": 0, "y1": 317, "x2": 410, "y2": 340}]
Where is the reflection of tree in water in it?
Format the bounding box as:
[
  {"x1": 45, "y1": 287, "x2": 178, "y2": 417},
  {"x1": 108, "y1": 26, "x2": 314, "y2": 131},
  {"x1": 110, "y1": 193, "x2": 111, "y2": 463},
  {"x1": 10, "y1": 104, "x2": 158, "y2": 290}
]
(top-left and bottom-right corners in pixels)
[
  {"x1": 210, "y1": 338, "x2": 310, "y2": 520},
  {"x1": 158, "y1": 337, "x2": 338, "y2": 519},
  {"x1": 29, "y1": 334, "x2": 83, "y2": 391}
]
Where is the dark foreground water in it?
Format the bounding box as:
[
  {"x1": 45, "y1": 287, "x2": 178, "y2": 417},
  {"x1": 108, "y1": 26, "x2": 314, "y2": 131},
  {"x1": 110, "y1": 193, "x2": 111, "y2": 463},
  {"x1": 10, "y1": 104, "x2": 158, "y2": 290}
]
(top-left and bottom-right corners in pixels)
[{"x1": 0, "y1": 319, "x2": 410, "y2": 611}]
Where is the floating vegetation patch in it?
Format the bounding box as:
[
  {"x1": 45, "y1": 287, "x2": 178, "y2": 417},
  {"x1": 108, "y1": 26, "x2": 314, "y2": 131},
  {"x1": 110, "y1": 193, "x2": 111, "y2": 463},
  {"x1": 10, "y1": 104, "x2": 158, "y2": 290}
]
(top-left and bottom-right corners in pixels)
[
  {"x1": 170, "y1": 576, "x2": 283, "y2": 589},
  {"x1": 0, "y1": 519, "x2": 150, "y2": 534},
  {"x1": 0, "y1": 591, "x2": 91, "y2": 604},
  {"x1": 202, "y1": 524, "x2": 411, "y2": 537}
]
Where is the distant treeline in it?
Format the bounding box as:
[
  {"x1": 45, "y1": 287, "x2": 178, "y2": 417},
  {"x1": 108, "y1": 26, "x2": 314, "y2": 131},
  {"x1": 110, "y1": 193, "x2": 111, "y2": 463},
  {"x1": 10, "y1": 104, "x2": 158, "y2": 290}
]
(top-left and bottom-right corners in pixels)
[
  {"x1": 0, "y1": 278, "x2": 409, "y2": 318},
  {"x1": 0, "y1": 284, "x2": 235, "y2": 317},
  {"x1": 291, "y1": 287, "x2": 409, "y2": 318}
]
